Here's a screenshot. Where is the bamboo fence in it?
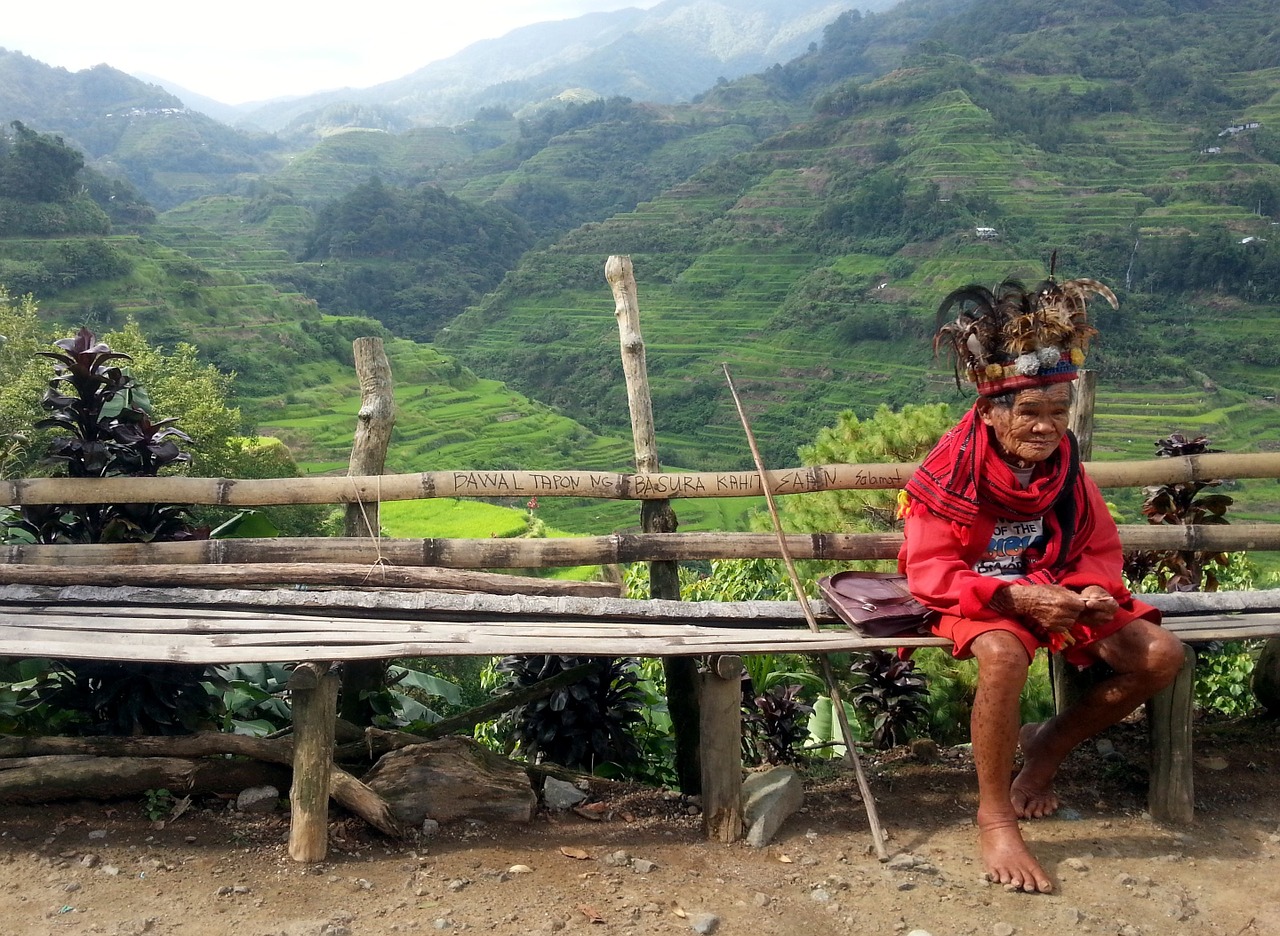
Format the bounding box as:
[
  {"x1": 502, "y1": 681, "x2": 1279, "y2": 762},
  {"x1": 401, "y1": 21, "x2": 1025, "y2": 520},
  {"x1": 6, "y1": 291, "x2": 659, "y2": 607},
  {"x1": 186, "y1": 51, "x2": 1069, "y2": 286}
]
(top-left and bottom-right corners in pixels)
[{"x1": 5, "y1": 451, "x2": 1280, "y2": 507}]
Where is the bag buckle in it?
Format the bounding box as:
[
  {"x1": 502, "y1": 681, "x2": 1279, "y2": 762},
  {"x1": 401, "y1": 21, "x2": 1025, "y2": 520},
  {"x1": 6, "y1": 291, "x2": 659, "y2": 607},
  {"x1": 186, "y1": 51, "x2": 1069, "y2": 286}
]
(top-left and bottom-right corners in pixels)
[{"x1": 861, "y1": 602, "x2": 878, "y2": 612}]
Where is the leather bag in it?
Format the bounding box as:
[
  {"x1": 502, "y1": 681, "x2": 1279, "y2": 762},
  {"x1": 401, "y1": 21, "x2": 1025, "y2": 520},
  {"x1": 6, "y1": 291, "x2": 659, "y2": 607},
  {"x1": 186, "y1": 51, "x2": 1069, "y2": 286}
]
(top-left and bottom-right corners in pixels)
[{"x1": 817, "y1": 570, "x2": 932, "y2": 638}]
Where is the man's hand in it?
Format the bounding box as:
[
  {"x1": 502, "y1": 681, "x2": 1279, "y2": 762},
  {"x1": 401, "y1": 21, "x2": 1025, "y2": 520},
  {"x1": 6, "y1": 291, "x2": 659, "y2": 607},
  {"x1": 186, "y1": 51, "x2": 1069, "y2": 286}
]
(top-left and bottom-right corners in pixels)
[
  {"x1": 991, "y1": 583, "x2": 1086, "y2": 633},
  {"x1": 1077, "y1": 584, "x2": 1119, "y2": 625}
]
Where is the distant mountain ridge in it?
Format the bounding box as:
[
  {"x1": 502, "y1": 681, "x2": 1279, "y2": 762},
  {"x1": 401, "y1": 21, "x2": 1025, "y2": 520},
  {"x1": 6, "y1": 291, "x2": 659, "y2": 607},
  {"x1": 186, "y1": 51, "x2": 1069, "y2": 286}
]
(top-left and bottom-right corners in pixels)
[{"x1": 235, "y1": 0, "x2": 886, "y2": 133}]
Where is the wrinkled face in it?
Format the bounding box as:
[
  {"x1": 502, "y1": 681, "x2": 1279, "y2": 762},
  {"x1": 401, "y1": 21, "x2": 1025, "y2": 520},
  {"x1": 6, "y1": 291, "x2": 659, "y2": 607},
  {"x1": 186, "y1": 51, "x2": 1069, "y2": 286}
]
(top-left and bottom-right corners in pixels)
[{"x1": 978, "y1": 383, "x2": 1072, "y2": 466}]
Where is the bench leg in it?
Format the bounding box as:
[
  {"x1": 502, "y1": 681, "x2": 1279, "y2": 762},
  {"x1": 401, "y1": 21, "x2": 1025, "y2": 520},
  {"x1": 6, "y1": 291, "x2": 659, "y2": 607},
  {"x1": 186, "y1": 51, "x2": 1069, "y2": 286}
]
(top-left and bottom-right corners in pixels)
[
  {"x1": 1147, "y1": 644, "x2": 1196, "y2": 825},
  {"x1": 699, "y1": 655, "x2": 743, "y2": 843},
  {"x1": 289, "y1": 662, "x2": 341, "y2": 861}
]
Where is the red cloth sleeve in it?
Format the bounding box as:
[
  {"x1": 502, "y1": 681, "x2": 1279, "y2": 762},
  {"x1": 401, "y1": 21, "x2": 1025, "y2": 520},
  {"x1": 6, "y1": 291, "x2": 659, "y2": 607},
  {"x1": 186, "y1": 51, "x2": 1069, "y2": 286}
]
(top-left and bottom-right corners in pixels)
[
  {"x1": 898, "y1": 477, "x2": 1137, "y2": 618},
  {"x1": 897, "y1": 509, "x2": 1008, "y2": 620}
]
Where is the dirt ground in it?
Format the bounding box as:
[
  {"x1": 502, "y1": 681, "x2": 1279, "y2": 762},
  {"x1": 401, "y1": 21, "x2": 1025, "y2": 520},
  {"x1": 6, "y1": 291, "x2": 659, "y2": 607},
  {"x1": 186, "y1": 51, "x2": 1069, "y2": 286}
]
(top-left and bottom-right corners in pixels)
[{"x1": 1, "y1": 716, "x2": 1278, "y2": 936}]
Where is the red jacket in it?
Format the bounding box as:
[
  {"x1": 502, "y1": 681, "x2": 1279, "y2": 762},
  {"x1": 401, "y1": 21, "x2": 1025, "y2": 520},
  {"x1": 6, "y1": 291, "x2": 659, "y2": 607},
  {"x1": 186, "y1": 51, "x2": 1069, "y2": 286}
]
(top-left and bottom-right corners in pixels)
[{"x1": 897, "y1": 476, "x2": 1157, "y2": 630}]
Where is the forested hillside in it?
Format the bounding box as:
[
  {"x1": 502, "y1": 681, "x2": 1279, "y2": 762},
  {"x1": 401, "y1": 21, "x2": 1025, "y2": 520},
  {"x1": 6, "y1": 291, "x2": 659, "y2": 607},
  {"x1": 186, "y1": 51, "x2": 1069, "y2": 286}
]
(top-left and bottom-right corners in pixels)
[
  {"x1": 3, "y1": 0, "x2": 1280, "y2": 535},
  {"x1": 436, "y1": 0, "x2": 1280, "y2": 484}
]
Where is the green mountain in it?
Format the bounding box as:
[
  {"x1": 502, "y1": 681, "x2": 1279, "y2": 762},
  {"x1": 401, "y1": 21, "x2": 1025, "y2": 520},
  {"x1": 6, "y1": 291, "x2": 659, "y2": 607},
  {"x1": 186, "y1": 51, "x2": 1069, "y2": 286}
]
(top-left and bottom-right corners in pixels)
[
  {"x1": 4, "y1": 0, "x2": 1280, "y2": 535},
  {"x1": 435, "y1": 0, "x2": 1280, "y2": 479},
  {"x1": 234, "y1": 0, "x2": 879, "y2": 134}
]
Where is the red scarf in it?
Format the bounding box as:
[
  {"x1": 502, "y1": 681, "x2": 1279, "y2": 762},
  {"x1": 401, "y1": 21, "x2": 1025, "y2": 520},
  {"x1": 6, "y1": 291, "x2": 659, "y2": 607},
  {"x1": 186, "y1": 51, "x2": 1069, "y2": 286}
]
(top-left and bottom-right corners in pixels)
[{"x1": 904, "y1": 405, "x2": 1092, "y2": 576}]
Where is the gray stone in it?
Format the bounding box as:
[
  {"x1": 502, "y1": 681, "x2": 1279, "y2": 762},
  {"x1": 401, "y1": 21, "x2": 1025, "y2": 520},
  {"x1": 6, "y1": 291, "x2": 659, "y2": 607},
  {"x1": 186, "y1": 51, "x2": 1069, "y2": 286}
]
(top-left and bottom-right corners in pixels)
[
  {"x1": 1064, "y1": 857, "x2": 1090, "y2": 872},
  {"x1": 810, "y1": 888, "x2": 831, "y2": 903},
  {"x1": 887, "y1": 853, "x2": 919, "y2": 871},
  {"x1": 743, "y1": 766, "x2": 804, "y2": 847},
  {"x1": 421, "y1": 819, "x2": 440, "y2": 838},
  {"x1": 236, "y1": 785, "x2": 280, "y2": 814},
  {"x1": 752, "y1": 893, "x2": 771, "y2": 907},
  {"x1": 632, "y1": 859, "x2": 657, "y2": 874},
  {"x1": 992, "y1": 923, "x2": 1015, "y2": 936},
  {"x1": 542, "y1": 777, "x2": 588, "y2": 810},
  {"x1": 688, "y1": 912, "x2": 720, "y2": 935},
  {"x1": 363, "y1": 737, "x2": 536, "y2": 826}
]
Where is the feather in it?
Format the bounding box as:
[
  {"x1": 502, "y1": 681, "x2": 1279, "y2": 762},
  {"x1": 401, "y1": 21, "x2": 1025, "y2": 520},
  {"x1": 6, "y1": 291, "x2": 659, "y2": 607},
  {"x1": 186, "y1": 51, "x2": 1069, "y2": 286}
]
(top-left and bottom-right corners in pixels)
[{"x1": 1060, "y1": 278, "x2": 1118, "y2": 310}]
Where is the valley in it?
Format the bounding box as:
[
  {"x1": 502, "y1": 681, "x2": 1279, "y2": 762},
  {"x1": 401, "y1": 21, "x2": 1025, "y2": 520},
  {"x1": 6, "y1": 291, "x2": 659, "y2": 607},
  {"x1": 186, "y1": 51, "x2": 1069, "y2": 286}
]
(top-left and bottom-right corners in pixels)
[{"x1": 3, "y1": 0, "x2": 1280, "y2": 546}]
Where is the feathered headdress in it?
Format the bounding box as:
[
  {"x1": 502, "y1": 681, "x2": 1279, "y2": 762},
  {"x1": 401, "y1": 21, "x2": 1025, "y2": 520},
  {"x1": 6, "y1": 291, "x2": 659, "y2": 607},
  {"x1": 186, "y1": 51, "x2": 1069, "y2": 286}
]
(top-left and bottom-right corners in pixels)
[{"x1": 933, "y1": 254, "x2": 1118, "y2": 397}]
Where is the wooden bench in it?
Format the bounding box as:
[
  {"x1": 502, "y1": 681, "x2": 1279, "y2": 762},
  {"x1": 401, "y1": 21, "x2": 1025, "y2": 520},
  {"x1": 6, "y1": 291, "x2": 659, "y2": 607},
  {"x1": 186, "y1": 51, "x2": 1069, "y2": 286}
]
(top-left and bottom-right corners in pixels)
[{"x1": 2, "y1": 582, "x2": 1275, "y2": 841}]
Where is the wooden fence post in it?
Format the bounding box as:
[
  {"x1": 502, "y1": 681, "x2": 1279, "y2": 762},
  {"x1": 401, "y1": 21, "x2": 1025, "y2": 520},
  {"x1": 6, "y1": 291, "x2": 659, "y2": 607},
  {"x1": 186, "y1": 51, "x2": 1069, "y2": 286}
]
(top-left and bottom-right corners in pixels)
[
  {"x1": 288, "y1": 662, "x2": 341, "y2": 861},
  {"x1": 607, "y1": 255, "x2": 702, "y2": 794},
  {"x1": 700, "y1": 654, "x2": 743, "y2": 842},
  {"x1": 340, "y1": 337, "x2": 396, "y2": 723},
  {"x1": 1053, "y1": 371, "x2": 1105, "y2": 711},
  {"x1": 1147, "y1": 644, "x2": 1196, "y2": 824}
]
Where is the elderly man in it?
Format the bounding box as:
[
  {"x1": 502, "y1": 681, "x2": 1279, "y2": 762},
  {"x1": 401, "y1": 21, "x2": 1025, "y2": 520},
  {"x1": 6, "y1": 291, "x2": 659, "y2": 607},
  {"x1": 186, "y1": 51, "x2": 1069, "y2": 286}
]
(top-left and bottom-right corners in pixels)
[{"x1": 898, "y1": 273, "x2": 1185, "y2": 894}]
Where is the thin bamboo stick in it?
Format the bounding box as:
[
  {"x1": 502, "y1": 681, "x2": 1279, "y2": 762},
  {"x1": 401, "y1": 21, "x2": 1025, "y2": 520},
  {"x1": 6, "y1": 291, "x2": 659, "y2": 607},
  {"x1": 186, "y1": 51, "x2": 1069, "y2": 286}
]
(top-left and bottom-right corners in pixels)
[{"x1": 723, "y1": 364, "x2": 890, "y2": 862}]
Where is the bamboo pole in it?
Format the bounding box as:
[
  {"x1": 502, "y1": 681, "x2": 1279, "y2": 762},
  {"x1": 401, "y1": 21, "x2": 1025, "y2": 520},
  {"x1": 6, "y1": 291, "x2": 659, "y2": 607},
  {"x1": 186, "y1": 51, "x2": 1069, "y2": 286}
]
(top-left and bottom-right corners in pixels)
[
  {"x1": 9, "y1": 452, "x2": 1280, "y2": 507},
  {"x1": 0, "y1": 562, "x2": 618, "y2": 595},
  {"x1": 5, "y1": 524, "x2": 1276, "y2": 572},
  {"x1": 607, "y1": 254, "x2": 700, "y2": 795},
  {"x1": 723, "y1": 364, "x2": 889, "y2": 861}
]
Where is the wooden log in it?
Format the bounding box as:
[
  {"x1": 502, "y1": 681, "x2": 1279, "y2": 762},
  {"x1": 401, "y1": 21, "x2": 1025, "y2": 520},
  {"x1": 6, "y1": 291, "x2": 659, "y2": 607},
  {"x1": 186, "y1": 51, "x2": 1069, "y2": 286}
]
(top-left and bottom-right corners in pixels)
[
  {"x1": 1053, "y1": 371, "x2": 1100, "y2": 714},
  {"x1": 0, "y1": 756, "x2": 290, "y2": 803},
  {"x1": 3, "y1": 583, "x2": 1270, "y2": 635},
  {"x1": 1067, "y1": 370, "x2": 1098, "y2": 463},
  {"x1": 0, "y1": 562, "x2": 618, "y2": 596},
  {"x1": 608, "y1": 254, "x2": 700, "y2": 793},
  {"x1": 7, "y1": 452, "x2": 1280, "y2": 508},
  {"x1": 1253, "y1": 636, "x2": 1280, "y2": 716},
  {"x1": 6, "y1": 524, "x2": 1277, "y2": 573},
  {"x1": 344, "y1": 336, "x2": 396, "y2": 540},
  {"x1": 0, "y1": 732, "x2": 288, "y2": 761},
  {"x1": 289, "y1": 662, "x2": 340, "y2": 861},
  {"x1": 342, "y1": 337, "x2": 397, "y2": 722},
  {"x1": 1147, "y1": 643, "x2": 1196, "y2": 825},
  {"x1": 699, "y1": 654, "x2": 743, "y2": 843},
  {"x1": 0, "y1": 732, "x2": 404, "y2": 838}
]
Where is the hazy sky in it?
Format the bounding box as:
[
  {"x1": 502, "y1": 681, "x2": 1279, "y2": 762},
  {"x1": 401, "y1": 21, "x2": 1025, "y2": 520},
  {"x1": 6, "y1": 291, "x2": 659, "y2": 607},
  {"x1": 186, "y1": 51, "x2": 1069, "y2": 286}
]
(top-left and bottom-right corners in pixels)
[{"x1": 4, "y1": 0, "x2": 663, "y2": 105}]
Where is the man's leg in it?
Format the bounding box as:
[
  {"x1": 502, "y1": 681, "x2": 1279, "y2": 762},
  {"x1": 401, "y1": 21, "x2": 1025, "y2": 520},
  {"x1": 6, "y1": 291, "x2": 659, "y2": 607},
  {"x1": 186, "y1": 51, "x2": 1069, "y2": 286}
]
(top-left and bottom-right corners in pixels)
[
  {"x1": 1012, "y1": 618, "x2": 1185, "y2": 820},
  {"x1": 969, "y1": 630, "x2": 1054, "y2": 893}
]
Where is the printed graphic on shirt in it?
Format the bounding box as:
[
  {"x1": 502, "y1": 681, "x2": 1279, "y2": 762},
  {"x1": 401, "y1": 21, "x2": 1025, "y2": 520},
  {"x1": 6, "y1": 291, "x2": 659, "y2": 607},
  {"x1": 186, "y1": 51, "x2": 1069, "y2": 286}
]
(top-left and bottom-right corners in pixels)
[{"x1": 974, "y1": 517, "x2": 1045, "y2": 579}]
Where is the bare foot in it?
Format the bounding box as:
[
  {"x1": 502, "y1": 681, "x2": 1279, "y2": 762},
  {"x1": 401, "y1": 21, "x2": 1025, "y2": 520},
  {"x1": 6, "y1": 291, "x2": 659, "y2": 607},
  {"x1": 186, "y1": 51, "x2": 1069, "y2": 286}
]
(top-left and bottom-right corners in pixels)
[
  {"x1": 977, "y1": 811, "x2": 1054, "y2": 894},
  {"x1": 1011, "y1": 722, "x2": 1060, "y2": 819}
]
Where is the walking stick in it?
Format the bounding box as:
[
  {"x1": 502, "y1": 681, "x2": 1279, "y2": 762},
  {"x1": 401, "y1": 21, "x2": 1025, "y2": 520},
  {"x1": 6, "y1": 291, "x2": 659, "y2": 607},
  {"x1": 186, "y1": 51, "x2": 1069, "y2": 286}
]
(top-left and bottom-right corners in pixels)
[{"x1": 722, "y1": 363, "x2": 890, "y2": 861}]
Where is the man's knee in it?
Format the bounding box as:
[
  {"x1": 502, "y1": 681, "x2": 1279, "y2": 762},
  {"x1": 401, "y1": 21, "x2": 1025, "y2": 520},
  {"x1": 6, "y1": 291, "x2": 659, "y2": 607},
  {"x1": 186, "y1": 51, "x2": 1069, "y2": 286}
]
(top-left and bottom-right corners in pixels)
[
  {"x1": 1146, "y1": 627, "x2": 1187, "y2": 688},
  {"x1": 971, "y1": 629, "x2": 1034, "y2": 678},
  {"x1": 1100, "y1": 620, "x2": 1186, "y2": 688}
]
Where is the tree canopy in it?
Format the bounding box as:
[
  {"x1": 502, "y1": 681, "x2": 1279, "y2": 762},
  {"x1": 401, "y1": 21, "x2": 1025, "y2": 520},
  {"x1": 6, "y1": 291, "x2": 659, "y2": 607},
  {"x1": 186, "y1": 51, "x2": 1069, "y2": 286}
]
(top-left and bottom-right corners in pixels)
[{"x1": 776, "y1": 402, "x2": 954, "y2": 573}]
